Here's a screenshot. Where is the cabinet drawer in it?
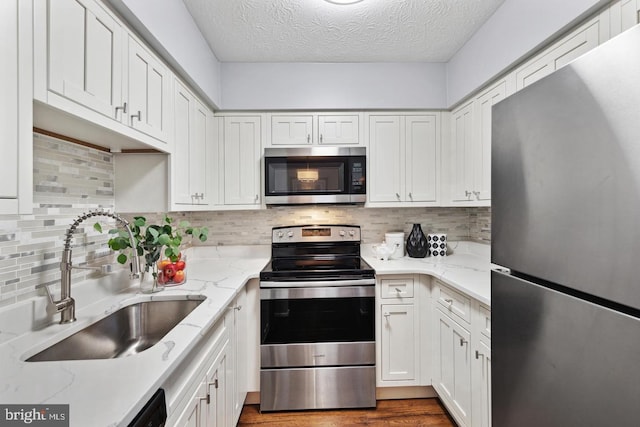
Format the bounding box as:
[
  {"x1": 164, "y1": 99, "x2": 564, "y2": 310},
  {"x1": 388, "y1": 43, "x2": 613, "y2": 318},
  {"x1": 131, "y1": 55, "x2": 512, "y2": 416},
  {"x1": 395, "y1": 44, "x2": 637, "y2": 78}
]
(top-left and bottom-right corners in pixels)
[
  {"x1": 435, "y1": 282, "x2": 471, "y2": 325},
  {"x1": 479, "y1": 304, "x2": 491, "y2": 339},
  {"x1": 381, "y1": 277, "x2": 414, "y2": 299}
]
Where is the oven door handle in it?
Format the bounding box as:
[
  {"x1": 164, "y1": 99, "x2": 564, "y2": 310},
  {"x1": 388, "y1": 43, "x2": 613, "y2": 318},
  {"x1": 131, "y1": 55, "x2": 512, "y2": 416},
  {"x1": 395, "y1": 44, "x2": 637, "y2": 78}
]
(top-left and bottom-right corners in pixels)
[
  {"x1": 260, "y1": 285, "x2": 375, "y2": 300},
  {"x1": 260, "y1": 278, "x2": 375, "y2": 288}
]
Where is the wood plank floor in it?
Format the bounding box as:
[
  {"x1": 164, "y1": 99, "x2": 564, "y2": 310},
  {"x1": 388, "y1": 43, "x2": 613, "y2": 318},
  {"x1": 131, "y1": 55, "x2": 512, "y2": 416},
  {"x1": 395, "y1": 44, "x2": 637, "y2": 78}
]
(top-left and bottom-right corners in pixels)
[{"x1": 238, "y1": 398, "x2": 457, "y2": 426}]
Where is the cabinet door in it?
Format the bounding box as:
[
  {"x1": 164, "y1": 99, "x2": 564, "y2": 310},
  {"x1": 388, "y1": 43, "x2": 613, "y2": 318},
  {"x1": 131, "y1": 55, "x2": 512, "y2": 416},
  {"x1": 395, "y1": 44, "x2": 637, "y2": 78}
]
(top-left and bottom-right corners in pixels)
[
  {"x1": 473, "y1": 81, "x2": 506, "y2": 202},
  {"x1": 434, "y1": 309, "x2": 472, "y2": 427},
  {"x1": 230, "y1": 289, "x2": 248, "y2": 424},
  {"x1": 48, "y1": 0, "x2": 123, "y2": 118},
  {"x1": 608, "y1": 0, "x2": 640, "y2": 38},
  {"x1": 173, "y1": 382, "x2": 205, "y2": 427},
  {"x1": 449, "y1": 103, "x2": 474, "y2": 202},
  {"x1": 202, "y1": 349, "x2": 227, "y2": 427},
  {"x1": 126, "y1": 36, "x2": 172, "y2": 143},
  {"x1": 405, "y1": 115, "x2": 439, "y2": 203},
  {"x1": 173, "y1": 81, "x2": 194, "y2": 204},
  {"x1": 318, "y1": 115, "x2": 360, "y2": 145},
  {"x1": 190, "y1": 98, "x2": 209, "y2": 204},
  {"x1": 0, "y1": 0, "x2": 20, "y2": 201},
  {"x1": 472, "y1": 339, "x2": 491, "y2": 427},
  {"x1": 223, "y1": 117, "x2": 261, "y2": 205},
  {"x1": 369, "y1": 116, "x2": 403, "y2": 203},
  {"x1": 271, "y1": 115, "x2": 313, "y2": 145},
  {"x1": 381, "y1": 304, "x2": 417, "y2": 382},
  {"x1": 515, "y1": 19, "x2": 601, "y2": 90}
]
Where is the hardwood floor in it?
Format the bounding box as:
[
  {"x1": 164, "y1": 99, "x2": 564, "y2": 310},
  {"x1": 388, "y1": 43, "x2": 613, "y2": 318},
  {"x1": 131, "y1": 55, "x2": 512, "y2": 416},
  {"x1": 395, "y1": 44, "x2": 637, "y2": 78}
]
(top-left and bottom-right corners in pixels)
[{"x1": 238, "y1": 398, "x2": 456, "y2": 426}]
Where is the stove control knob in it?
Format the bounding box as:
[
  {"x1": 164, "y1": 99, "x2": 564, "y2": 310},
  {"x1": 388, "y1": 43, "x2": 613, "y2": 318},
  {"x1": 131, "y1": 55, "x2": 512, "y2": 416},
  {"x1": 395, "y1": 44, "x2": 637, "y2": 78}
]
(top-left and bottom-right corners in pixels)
[
  {"x1": 277, "y1": 231, "x2": 284, "y2": 239},
  {"x1": 287, "y1": 231, "x2": 294, "y2": 238},
  {"x1": 349, "y1": 230, "x2": 356, "y2": 237},
  {"x1": 339, "y1": 230, "x2": 346, "y2": 237}
]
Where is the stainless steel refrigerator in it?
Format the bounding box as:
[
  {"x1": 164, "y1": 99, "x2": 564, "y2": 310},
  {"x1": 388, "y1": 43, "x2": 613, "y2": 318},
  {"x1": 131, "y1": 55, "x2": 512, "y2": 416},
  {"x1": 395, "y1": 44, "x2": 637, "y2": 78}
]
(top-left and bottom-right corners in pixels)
[{"x1": 491, "y1": 25, "x2": 640, "y2": 427}]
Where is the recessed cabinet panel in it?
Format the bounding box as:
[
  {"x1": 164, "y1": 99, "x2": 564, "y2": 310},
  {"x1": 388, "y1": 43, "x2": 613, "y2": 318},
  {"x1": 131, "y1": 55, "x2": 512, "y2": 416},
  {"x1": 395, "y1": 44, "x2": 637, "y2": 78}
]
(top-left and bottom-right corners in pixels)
[
  {"x1": 223, "y1": 117, "x2": 261, "y2": 205},
  {"x1": 48, "y1": 0, "x2": 122, "y2": 118},
  {"x1": 173, "y1": 84, "x2": 192, "y2": 205},
  {"x1": 318, "y1": 115, "x2": 359, "y2": 145},
  {"x1": 450, "y1": 103, "x2": 474, "y2": 202},
  {"x1": 406, "y1": 115, "x2": 438, "y2": 202},
  {"x1": 271, "y1": 115, "x2": 313, "y2": 145},
  {"x1": 381, "y1": 304, "x2": 417, "y2": 381},
  {"x1": 368, "y1": 116, "x2": 403, "y2": 202}
]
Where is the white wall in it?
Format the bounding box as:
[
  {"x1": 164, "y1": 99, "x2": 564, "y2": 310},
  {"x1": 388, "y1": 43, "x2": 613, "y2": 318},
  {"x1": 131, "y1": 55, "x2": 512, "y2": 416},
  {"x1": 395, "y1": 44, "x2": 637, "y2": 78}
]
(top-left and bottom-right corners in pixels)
[
  {"x1": 220, "y1": 62, "x2": 447, "y2": 110},
  {"x1": 107, "y1": 0, "x2": 222, "y2": 108},
  {"x1": 446, "y1": 0, "x2": 609, "y2": 107}
]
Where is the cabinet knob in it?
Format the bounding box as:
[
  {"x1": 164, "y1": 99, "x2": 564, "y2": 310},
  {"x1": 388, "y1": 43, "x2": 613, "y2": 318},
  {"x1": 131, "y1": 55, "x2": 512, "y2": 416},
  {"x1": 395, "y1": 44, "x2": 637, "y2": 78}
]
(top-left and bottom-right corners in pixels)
[{"x1": 460, "y1": 338, "x2": 468, "y2": 346}]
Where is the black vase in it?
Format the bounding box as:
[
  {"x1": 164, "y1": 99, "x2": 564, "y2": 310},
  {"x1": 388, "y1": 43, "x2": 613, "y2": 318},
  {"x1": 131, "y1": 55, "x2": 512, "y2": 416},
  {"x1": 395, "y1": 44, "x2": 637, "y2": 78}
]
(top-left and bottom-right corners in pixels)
[{"x1": 406, "y1": 224, "x2": 428, "y2": 258}]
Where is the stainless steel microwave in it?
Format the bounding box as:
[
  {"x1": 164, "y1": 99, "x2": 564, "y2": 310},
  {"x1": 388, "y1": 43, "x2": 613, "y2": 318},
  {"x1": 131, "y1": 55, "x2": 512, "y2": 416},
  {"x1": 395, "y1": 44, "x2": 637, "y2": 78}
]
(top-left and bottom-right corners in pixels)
[{"x1": 264, "y1": 147, "x2": 366, "y2": 205}]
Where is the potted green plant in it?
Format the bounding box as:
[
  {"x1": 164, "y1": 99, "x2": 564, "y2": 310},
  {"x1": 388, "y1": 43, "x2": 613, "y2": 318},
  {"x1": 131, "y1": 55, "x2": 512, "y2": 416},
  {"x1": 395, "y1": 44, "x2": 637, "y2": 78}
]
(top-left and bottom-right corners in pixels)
[{"x1": 94, "y1": 215, "x2": 208, "y2": 291}]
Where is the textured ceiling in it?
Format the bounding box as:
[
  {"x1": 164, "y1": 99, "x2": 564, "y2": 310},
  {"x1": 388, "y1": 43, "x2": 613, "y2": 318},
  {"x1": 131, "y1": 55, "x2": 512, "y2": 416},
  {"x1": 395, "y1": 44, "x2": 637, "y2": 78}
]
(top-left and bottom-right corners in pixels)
[{"x1": 182, "y1": 0, "x2": 506, "y2": 62}]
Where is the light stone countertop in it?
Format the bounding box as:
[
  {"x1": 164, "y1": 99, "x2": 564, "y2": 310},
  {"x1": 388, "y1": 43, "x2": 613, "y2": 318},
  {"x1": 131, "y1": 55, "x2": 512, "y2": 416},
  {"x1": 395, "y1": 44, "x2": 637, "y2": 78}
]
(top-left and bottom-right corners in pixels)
[
  {"x1": 362, "y1": 241, "x2": 492, "y2": 306},
  {"x1": 0, "y1": 242, "x2": 489, "y2": 426}
]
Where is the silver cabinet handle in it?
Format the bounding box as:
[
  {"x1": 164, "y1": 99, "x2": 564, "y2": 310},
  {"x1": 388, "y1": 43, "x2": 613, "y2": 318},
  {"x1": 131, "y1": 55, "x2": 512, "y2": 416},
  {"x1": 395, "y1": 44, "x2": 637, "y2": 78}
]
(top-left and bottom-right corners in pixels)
[
  {"x1": 465, "y1": 190, "x2": 472, "y2": 199},
  {"x1": 475, "y1": 350, "x2": 484, "y2": 359},
  {"x1": 408, "y1": 192, "x2": 413, "y2": 200},
  {"x1": 473, "y1": 190, "x2": 480, "y2": 200},
  {"x1": 383, "y1": 312, "x2": 390, "y2": 320},
  {"x1": 131, "y1": 110, "x2": 142, "y2": 123},
  {"x1": 255, "y1": 194, "x2": 259, "y2": 202},
  {"x1": 307, "y1": 134, "x2": 311, "y2": 143},
  {"x1": 115, "y1": 102, "x2": 127, "y2": 116},
  {"x1": 395, "y1": 287, "x2": 402, "y2": 294},
  {"x1": 320, "y1": 134, "x2": 323, "y2": 143},
  {"x1": 234, "y1": 305, "x2": 242, "y2": 311},
  {"x1": 444, "y1": 298, "x2": 453, "y2": 305},
  {"x1": 460, "y1": 338, "x2": 467, "y2": 346},
  {"x1": 395, "y1": 193, "x2": 400, "y2": 200}
]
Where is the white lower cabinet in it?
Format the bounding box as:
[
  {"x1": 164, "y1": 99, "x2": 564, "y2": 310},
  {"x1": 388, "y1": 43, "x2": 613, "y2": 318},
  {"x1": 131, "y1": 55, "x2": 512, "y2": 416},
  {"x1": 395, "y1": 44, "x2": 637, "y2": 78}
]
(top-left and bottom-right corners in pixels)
[
  {"x1": 166, "y1": 287, "x2": 251, "y2": 427},
  {"x1": 377, "y1": 275, "x2": 427, "y2": 387},
  {"x1": 434, "y1": 307, "x2": 472, "y2": 427},
  {"x1": 472, "y1": 337, "x2": 491, "y2": 427}
]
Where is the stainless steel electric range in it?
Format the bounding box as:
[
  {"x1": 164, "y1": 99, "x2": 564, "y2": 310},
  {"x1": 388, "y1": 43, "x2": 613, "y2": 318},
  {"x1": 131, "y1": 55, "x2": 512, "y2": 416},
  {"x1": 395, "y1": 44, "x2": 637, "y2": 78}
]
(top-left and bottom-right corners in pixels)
[{"x1": 259, "y1": 225, "x2": 376, "y2": 412}]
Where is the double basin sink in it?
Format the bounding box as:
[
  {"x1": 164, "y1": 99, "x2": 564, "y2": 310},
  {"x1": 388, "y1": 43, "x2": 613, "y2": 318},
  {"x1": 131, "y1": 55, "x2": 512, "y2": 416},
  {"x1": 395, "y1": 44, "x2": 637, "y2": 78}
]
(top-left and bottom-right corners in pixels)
[{"x1": 26, "y1": 298, "x2": 204, "y2": 362}]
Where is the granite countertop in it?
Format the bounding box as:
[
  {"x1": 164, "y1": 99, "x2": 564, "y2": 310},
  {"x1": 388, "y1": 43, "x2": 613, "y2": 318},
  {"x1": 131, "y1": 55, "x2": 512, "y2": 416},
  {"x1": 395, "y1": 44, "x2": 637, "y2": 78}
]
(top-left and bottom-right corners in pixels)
[
  {"x1": 362, "y1": 241, "x2": 492, "y2": 306},
  {"x1": 0, "y1": 242, "x2": 490, "y2": 426}
]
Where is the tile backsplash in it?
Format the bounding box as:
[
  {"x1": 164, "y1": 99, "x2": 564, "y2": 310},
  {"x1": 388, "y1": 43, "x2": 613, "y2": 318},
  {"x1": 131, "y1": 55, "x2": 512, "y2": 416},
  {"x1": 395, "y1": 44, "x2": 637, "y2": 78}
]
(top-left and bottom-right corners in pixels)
[{"x1": 0, "y1": 133, "x2": 490, "y2": 308}]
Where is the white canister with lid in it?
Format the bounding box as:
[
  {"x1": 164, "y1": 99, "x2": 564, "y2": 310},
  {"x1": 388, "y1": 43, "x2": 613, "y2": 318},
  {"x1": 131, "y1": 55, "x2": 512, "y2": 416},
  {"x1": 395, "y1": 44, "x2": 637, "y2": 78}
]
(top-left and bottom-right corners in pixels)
[{"x1": 385, "y1": 232, "x2": 405, "y2": 259}]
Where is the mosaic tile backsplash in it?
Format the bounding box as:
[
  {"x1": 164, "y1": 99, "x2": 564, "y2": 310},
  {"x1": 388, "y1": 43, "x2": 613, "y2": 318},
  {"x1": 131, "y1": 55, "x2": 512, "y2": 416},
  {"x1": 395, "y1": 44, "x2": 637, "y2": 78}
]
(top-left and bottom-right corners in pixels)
[{"x1": 0, "y1": 133, "x2": 490, "y2": 308}]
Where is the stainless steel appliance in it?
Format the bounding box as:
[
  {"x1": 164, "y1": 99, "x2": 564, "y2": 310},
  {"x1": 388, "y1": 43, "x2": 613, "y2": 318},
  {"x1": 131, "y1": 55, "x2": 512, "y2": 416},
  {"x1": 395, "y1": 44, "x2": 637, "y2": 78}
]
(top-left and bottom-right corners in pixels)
[
  {"x1": 491, "y1": 26, "x2": 640, "y2": 427},
  {"x1": 259, "y1": 225, "x2": 376, "y2": 411},
  {"x1": 264, "y1": 147, "x2": 366, "y2": 205}
]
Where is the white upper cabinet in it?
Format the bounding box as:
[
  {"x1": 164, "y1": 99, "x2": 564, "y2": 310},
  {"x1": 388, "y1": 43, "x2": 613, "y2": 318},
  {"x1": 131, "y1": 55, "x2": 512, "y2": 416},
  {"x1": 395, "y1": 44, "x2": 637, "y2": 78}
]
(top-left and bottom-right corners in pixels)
[
  {"x1": 368, "y1": 114, "x2": 440, "y2": 206},
  {"x1": 268, "y1": 113, "x2": 362, "y2": 146},
  {"x1": 221, "y1": 116, "x2": 262, "y2": 206},
  {"x1": 270, "y1": 115, "x2": 314, "y2": 145},
  {"x1": 0, "y1": 0, "x2": 32, "y2": 215},
  {"x1": 449, "y1": 102, "x2": 474, "y2": 203},
  {"x1": 125, "y1": 36, "x2": 172, "y2": 143},
  {"x1": 172, "y1": 80, "x2": 213, "y2": 209},
  {"x1": 47, "y1": 0, "x2": 123, "y2": 119},
  {"x1": 317, "y1": 115, "x2": 360, "y2": 145},
  {"x1": 602, "y1": 0, "x2": 640, "y2": 39},
  {"x1": 34, "y1": 0, "x2": 174, "y2": 151},
  {"x1": 514, "y1": 17, "x2": 603, "y2": 91}
]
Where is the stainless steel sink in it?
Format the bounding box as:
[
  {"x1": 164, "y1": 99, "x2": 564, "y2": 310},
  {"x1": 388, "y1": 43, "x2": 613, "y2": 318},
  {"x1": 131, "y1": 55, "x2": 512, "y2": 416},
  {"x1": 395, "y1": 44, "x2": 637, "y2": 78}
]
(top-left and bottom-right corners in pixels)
[{"x1": 26, "y1": 298, "x2": 204, "y2": 362}]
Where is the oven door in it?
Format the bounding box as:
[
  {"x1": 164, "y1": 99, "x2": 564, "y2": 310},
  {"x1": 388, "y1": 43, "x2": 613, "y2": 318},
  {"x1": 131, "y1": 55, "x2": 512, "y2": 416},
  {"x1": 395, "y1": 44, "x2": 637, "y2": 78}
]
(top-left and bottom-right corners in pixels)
[
  {"x1": 264, "y1": 148, "x2": 366, "y2": 204},
  {"x1": 260, "y1": 285, "x2": 375, "y2": 367}
]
